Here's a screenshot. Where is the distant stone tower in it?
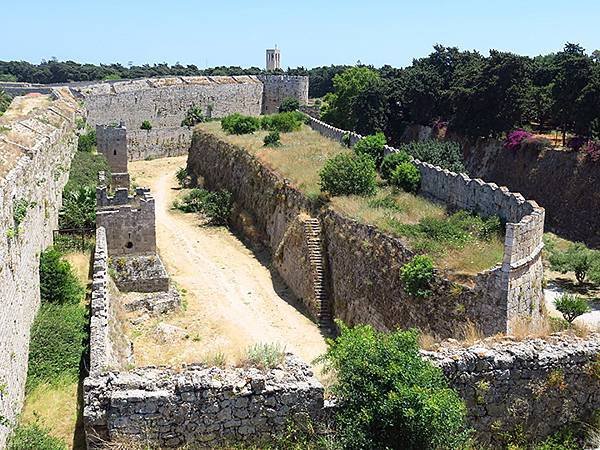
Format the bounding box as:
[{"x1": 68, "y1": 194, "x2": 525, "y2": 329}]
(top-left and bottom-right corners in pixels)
[{"x1": 266, "y1": 48, "x2": 281, "y2": 71}]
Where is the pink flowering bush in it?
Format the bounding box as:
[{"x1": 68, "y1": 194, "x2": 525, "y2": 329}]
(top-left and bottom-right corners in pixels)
[
  {"x1": 583, "y1": 140, "x2": 600, "y2": 162},
  {"x1": 504, "y1": 130, "x2": 533, "y2": 151}
]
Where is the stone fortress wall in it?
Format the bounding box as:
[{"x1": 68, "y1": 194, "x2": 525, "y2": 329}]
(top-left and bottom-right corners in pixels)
[
  {"x1": 76, "y1": 75, "x2": 308, "y2": 161},
  {"x1": 0, "y1": 89, "x2": 80, "y2": 447},
  {"x1": 84, "y1": 227, "x2": 325, "y2": 448},
  {"x1": 305, "y1": 116, "x2": 545, "y2": 334}
]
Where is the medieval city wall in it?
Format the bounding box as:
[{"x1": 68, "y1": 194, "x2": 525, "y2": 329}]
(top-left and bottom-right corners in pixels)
[
  {"x1": 187, "y1": 130, "x2": 510, "y2": 336},
  {"x1": 127, "y1": 127, "x2": 192, "y2": 161},
  {"x1": 401, "y1": 124, "x2": 600, "y2": 248},
  {"x1": 0, "y1": 90, "x2": 80, "y2": 447},
  {"x1": 424, "y1": 335, "x2": 600, "y2": 446},
  {"x1": 256, "y1": 75, "x2": 309, "y2": 114},
  {"x1": 306, "y1": 116, "x2": 545, "y2": 334}
]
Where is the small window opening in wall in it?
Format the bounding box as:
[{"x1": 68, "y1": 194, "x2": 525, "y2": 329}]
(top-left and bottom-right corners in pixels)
[
  {"x1": 125, "y1": 241, "x2": 133, "y2": 249},
  {"x1": 114, "y1": 150, "x2": 117, "y2": 155}
]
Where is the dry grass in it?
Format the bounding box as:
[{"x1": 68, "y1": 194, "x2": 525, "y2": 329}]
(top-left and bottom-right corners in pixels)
[
  {"x1": 198, "y1": 122, "x2": 504, "y2": 276},
  {"x1": 418, "y1": 333, "x2": 439, "y2": 351},
  {"x1": 21, "y1": 378, "x2": 84, "y2": 449},
  {"x1": 458, "y1": 320, "x2": 485, "y2": 346}
]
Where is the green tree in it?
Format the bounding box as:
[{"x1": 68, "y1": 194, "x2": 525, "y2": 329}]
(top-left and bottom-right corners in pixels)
[
  {"x1": 59, "y1": 185, "x2": 96, "y2": 230},
  {"x1": 353, "y1": 132, "x2": 387, "y2": 167},
  {"x1": 548, "y1": 242, "x2": 600, "y2": 284},
  {"x1": 39, "y1": 247, "x2": 84, "y2": 305},
  {"x1": 318, "y1": 323, "x2": 469, "y2": 449},
  {"x1": 278, "y1": 96, "x2": 300, "y2": 112},
  {"x1": 391, "y1": 162, "x2": 421, "y2": 193},
  {"x1": 319, "y1": 152, "x2": 377, "y2": 197},
  {"x1": 380, "y1": 150, "x2": 412, "y2": 181},
  {"x1": 398, "y1": 139, "x2": 465, "y2": 173},
  {"x1": 321, "y1": 67, "x2": 381, "y2": 129},
  {"x1": 554, "y1": 294, "x2": 590, "y2": 323},
  {"x1": 351, "y1": 78, "x2": 390, "y2": 135}
]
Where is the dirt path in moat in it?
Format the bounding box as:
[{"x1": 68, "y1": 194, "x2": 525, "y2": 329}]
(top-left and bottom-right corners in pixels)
[{"x1": 128, "y1": 156, "x2": 328, "y2": 372}]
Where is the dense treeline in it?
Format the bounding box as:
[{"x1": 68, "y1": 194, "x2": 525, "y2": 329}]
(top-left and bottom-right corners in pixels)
[
  {"x1": 0, "y1": 58, "x2": 348, "y2": 98},
  {"x1": 320, "y1": 44, "x2": 600, "y2": 143}
]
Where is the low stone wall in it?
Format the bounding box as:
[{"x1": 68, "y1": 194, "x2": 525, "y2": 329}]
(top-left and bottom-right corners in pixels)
[
  {"x1": 127, "y1": 127, "x2": 192, "y2": 161},
  {"x1": 306, "y1": 116, "x2": 545, "y2": 334},
  {"x1": 0, "y1": 89, "x2": 79, "y2": 447},
  {"x1": 424, "y1": 335, "x2": 600, "y2": 446},
  {"x1": 84, "y1": 355, "x2": 324, "y2": 448}
]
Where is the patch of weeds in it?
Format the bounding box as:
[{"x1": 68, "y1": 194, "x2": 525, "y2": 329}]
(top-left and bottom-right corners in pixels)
[
  {"x1": 204, "y1": 352, "x2": 227, "y2": 368},
  {"x1": 475, "y1": 380, "x2": 490, "y2": 405},
  {"x1": 244, "y1": 343, "x2": 286, "y2": 369},
  {"x1": 546, "y1": 369, "x2": 567, "y2": 391},
  {"x1": 367, "y1": 194, "x2": 402, "y2": 212}
]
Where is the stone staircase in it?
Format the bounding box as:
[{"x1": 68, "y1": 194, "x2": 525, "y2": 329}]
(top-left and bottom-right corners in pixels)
[{"x1": 303, "y1": 218, "x2": 332, "y2": 330}]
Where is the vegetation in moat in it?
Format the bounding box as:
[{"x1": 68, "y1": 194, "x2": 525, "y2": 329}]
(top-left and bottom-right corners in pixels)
[
  {"x1": 545, "y1": 238, "x2": 600, "y2": 285},
  {"x1": 0, "y1": 88, "x2": 12, "y2": 116},
  {"x1": 173, "y1": 187, "x2": 233, "y2": 225},
  {"x1": 199, "y1": 121, "x2": 505, "y2": 275},
  {"x1": 7, "y1": 422, "x2": 68, "y2": 450}
]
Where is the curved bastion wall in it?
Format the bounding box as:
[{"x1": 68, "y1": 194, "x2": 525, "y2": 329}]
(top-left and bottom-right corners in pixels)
[
  {"x1": 305, "y1": 116, "x2": 545, "y2": 335},
  {"x1": 0, "y1": 89, "x2": 80, "y2": 447}
]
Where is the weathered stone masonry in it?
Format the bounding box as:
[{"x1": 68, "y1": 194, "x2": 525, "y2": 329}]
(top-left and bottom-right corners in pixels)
[
  {"x1": 305, "y1": 116, "x2": 545, "y2": 335},
  {"x1": 0, "y1": 90, "x2": 80, "y2": 447}
]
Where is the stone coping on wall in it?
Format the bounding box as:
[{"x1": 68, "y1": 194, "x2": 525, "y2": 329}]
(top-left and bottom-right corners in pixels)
[
  {"x1": 0, "y1": 88, "x2": 80, "y2": 182},
  {"x1": 78, "y1": 75, "x2": 262, "y2": 97}
]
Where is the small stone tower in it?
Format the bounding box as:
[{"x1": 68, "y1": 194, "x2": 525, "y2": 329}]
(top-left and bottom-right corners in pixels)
[
  {"x1": 266, "y1": 48, "x2": 281, "y2": 71},
  {"x1": 96, "y1": 122, "x2": 130, "y2": 189}
]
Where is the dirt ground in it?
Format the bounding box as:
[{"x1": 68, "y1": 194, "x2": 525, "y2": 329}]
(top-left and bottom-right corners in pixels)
[{"x1": 127, "y1": 156, "x2": 328, "y2": 373}]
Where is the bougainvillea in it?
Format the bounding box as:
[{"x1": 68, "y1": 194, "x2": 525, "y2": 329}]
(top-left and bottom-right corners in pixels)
[
  {"x1": 503, "y1": 129, "x2": 533, "y2": 151},
  {"x1": 583, "y1": 140, "x2": 600, "y2": 162},
  {"x1": 567, "y1": 136, "x2": 587, "y2": 151}
]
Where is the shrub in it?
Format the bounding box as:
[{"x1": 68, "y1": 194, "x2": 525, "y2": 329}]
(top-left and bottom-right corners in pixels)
[
  {"x1": 391, "y1": 162, "x2": 421, "y2": 193},
  {"x1": 63, "y1": 151, "x2": 110, "y2": 193},
  {"x1": 521, "y1": 135, "x2": 551, "y2": 152},
  {"x1": 39, "y1": 247, "x2": 84, "y2": 305},
  {"x1": 181, "y1": 105, "x2": 206, "y2": 127},
  {"x1": 244, "y1": 343, "x2": 285, "y2": 369},
  {"x1": 548, "y1": 242, "x2": 600, "y2": 284},
  {"x1": 260, "y1": 111, "x2": 304, "y2": 133},
  {"x1": 583, "y1": 140, "x2": 600, "y2": 162},
  {"x1": 554, "y1": 294, "x2": 590, "y2": 323},
  {"x1": 401, "y1": 255, "x2": 435, "y2": 297},
  {"x1": 140, "y1": 120, "x2": 152, "y2": 130},
  {"x1": 380, "y1": 150, "x2": 411, "y2": 181},
  {"x1": 59, "y1": 185, "x2": 96, "y2": 229},
  {"x1": 27, "y1": 302, "x2": 87, "y2": 389},
  {"x1": 263, "y1": 130, "x2": 281, "y2": 147},
  {"x1": 175, "y1": 167, "x2": 189, "y2": 187},
  {"x1": 12, "y1": 198, "x2": 31, "y2": 230},
  {"x1": 174, "y1": 188, "x2": 232, "y2": 225},
  {"x1": 221, "y1": 113, "x2": 260, "y2": 135},
  {"x1": 0, "y1": 89, "x2": 12, "y2": 116},
  {"x1": 319, "y1": 152, "x2": 377, "y2": 197},
  {"x1": 399, "y1": 139, "x2": 465, "y2": 173},
  {"x1": 77, "y1": 129, "x2": 96, "y2": 153},
  {"x1": 278, "y1": 96, "x2": 300, "y2": 112},
  {"x1": 504, "y1": 129, "x2": 533, "y2": 151},
  {"x1": 318, "y1": 323, "x2": 469, "y2": 449},
  {"x1": 353, "y1": 132, "x2": 387, "y2": 167},
  {"x1": 7, "y1": 422, "x2": 67, "y2": 450}
]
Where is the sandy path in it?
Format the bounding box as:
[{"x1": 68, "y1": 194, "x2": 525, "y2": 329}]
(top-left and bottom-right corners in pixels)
[{"x1": 128, "y1": 156, "x2": 327, "y2": 370}]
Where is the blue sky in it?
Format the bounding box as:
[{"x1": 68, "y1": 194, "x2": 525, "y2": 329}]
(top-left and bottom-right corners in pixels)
[{"x1": 4, "y1": 0, "x2": 600, "y2": 68}]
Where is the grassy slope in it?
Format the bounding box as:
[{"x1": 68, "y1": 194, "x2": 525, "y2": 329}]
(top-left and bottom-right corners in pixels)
[{"x1": 197, "y1": 122, "x2": 504, "y2": 276}]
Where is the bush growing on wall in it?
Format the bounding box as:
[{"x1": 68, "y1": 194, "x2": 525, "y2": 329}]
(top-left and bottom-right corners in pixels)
[
  {"x1": 401, "y1": 255, "x2": 435, "y2": 297},
  {"x1": 221, "y1": 113, "x2": 260, "y2": 135},
  {"x1": 181, "y1": 105, "x2": 207, "y2": 127},
  {"x1": 399, "y1": 139, "x2": 465, "y2": 173},
  {"x1": 319, "y1": 152, "x2": 377, "y2": 196},
  {"x1": 353, "y1": 132, "x2": 387, "y2": 167},
  {"x1": 278, "y1": 96, "x2": 300, "y2": 112},
  {"x1": 263, "y1": 130, "x2": 281, "y2": 147},
  {"x1": 140, "y1": 120, "x2": 153, "y2": 130},
  {"x1": 318, "y1": 323, "x2": 469, "y2": 449},
  {"x1": 77, "y1": 128, "x2": 96, "y2": 153},
  {"x1": 261, "y1": 111, "x2": 304, "y2": 133},
  {"x1": 39, "y1": 247, "x2": 84, "y2": 305},
  {"x1": 391, "y1": 162, "x2": 421, "y2": 193},
  {"x1": 380, "y1": 150, "x2": 411, "y2": 181}
]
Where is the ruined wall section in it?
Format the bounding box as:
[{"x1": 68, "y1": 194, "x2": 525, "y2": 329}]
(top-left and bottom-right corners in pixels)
[
  {"x1": 424, "y1": 335, "x2": 600, "y2": 446},
  {"x1": 306, "y1": 116, "x2": 545, "y2": 333},
  {"x1": 257, "y1": 75, "x2": 309, "y2": 114},
  {"x1": 0, "y1": 89, "x2": 80, "y2": 447}
]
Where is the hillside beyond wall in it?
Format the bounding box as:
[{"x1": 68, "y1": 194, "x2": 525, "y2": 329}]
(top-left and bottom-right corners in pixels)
[
  {"x1": 402, "y1": 125, "x2": 600, "y2": 248},
  {"x1": 0, "y1": 89, "x2": 80, "y2": 447}
]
